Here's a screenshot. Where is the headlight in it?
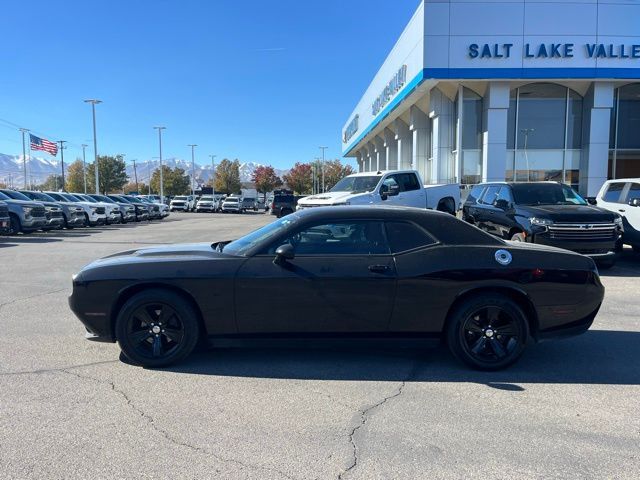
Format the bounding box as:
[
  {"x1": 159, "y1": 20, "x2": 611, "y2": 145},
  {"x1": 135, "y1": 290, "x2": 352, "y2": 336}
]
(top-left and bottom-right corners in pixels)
[
  {"x1": 614, "y1": 216, "x2": 623, "y2": 227},
  {"x1": 22, "y1": 206, "x2": 33, "y2": 216},
  {"x1": 90, "y1": 206, "x2": 98, "y2": 212},
  {"x1": 529, "y1": 217, "x2": 553, "y2": 226}
]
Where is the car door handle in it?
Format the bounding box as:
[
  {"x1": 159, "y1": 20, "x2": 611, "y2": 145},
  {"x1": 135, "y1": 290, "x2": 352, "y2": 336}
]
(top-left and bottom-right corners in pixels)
[{"x1": 368, "y1": 264, "x2": 390, "y2": 273}]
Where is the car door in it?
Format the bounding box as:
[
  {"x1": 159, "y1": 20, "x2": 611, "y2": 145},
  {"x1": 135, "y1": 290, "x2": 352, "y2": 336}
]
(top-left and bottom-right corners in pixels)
[
  {"x1": 381, "y1": 173, "x2": 425, "y2": 208},
  {"x1": 490, "y1": 186, "x2": 516, "y2": 239},
  {"x1": 476, "y1": 185, "x2": 500, "y2": 234},
  {"x1": 622, "y1": 182, "x2": 640, "y2": 245},
  {"x1": 598, "y1": 181, "x2": 626, "y2": 214},
  {"x1": 234, "y1": 219, "x2": 397, "y2": 333}
]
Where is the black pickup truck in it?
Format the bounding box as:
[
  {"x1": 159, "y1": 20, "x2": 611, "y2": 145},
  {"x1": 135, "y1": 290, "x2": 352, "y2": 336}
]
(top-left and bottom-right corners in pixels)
[{"x1": 462, "y1": 182, "x2": 623, "y2": 268}]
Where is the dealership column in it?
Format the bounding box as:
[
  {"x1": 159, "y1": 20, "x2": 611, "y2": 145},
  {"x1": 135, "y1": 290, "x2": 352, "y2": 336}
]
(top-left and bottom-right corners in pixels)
[
  {"x1": 482, "y1": 82, "x2": 510, "y2": 183},
  {"x1": 356, "y1": 151, "x2": 364, "y2": 173},
  {"x1": 410, "y1": 105, "x2": 430, "y2": 182},
  {"x1": 384, "y1": 128, "x2": 398, "y2": 170},
  {"x1": 374, "y1": 136, "x2": 387, "y2": 171},
  {"x1": 580, "y1": 82, "x2": 614, "y2": 197},
  {"x1": 395, "y1": 118, "x2": 412, "y2": 170}
]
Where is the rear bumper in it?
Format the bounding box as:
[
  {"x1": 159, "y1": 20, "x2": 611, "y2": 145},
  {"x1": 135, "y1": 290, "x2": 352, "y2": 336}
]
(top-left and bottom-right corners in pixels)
[{"x1": 538, "y1": 303, "x2": 601, "y2": 341}]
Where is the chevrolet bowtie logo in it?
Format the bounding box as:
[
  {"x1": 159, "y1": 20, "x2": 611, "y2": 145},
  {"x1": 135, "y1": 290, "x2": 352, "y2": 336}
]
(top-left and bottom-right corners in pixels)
[{"x1": 580, "y1": 224, "x2": 593, "y2": 229}]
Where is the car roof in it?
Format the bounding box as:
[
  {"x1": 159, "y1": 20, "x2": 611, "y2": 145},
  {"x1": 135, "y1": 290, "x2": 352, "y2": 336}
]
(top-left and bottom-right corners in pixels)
[{"x1": 604, "y1": 178, "x2": 640, "y2": 183}]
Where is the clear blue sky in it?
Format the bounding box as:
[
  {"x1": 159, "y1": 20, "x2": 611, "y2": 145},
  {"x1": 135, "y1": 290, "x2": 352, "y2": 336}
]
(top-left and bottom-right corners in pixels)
[{"x1": 0, "y1": 0, "x2": 419, "y2": 170}]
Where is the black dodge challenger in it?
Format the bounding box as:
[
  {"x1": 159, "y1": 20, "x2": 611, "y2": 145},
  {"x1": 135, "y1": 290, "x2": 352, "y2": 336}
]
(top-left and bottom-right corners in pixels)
[{"x1": 69, "y1": 206, "x2": 604, "y2": 370}]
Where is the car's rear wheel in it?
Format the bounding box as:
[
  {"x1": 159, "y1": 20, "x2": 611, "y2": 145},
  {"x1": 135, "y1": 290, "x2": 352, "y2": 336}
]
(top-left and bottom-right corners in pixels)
[
  {"x1": 115, "y1": 289, "x2": 200, "y2": 368},
  {"x1": 447, "y1": 294, "x2": 528, "y2": 370}
]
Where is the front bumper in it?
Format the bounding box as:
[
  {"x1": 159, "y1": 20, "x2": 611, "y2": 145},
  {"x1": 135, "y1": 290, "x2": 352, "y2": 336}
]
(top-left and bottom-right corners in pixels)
[
  {"x1": 22, "y1": 217, "x2": 47, "y2": 232},
  {"x1": 106, "y1": 212, "x2": 122, "y2": 224},
  {"x1": 43, "y1": 217, "x2": 65, "y2": 230},
  {"x1": 67, "y1": 215, "x2": 86, "y2": 227},
  {"x1": 69, "y1": 289, "x2": 115, "y2": 343},
  {"x1": 530, "y1": 231, "x2": 622, "y2": 258},
  {"x1": 89, "y1": 214, "x2": 107, "y2": 226},
  {"x1": 196, "y1": 204, "x2": 215, "y2": 211},
  {"x1": 170, "y1": 204, "x2": 190, "y2": 211}
]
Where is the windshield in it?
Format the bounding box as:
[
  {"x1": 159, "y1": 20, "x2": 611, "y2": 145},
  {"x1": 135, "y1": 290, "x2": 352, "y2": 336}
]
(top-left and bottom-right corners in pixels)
[
  {"x1": 0, "y1": 191, "x2": 9, "y2": 200},
  {"x1": 62, "y1": 193, "x2": 81, "y2": 202},
  {"x1": 223, "y1": 215, "x2": 299, "y2": 256},
  {"x1": 1, "y1": 189, "x2": 31, "y2": 201},
  {"x1": 76, "y1": 194, "x2": 97, "y2": 203},
  {"x1": 225, "y1": 198, "x2": 239, "y2": 203},
  {"x1": 111, "y1": 195, "x2": 129, "y2": 203},
  {"x1": 512, "y1": 183, "x2": 588, "y2": 206},
  {"x1": 200, "y1": 196, "x2": 213, "y2": 201},
  {"x1": 174, "y1": 196, "x2": 188, "y2": 200},
  {"x1": 92, "y1": 195, "x2": 115, "y2": 204},
  {"x1": 330, "y1": 175, "x2": 381, "y2": 194},
  {"x1": 22, "y1": 191, "x2": 56, "y2": 202},
  {"x1": 125, "y1": 196, "x2": 143, "y2": 204}
]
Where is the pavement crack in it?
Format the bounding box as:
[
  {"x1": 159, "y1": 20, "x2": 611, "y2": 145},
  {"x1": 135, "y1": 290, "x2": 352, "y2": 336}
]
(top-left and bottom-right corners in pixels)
[
  {"x1": 338, "y1": 361, "x2": 421, "y2": 480},
  {"x1": 59, "y1": 369, "x2": 298, "y2": 480},
  {"x1": 0, "y1": 360, "x2": 119, "y2": 376},
  {"x1": 0, "y1": 288, "x2": 67, "y2": 313}
]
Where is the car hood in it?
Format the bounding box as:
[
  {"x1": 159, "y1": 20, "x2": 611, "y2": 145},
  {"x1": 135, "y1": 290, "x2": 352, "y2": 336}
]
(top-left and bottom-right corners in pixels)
[
  {"x1": 298, "y1": 191, "x2": 363, "y2": 205},
  {"x1": 519, "y1": 204, "x2": 618, "y2": 222},
  {"x1": 2, "y1": 199, "x2": 43, "y2": 208}
]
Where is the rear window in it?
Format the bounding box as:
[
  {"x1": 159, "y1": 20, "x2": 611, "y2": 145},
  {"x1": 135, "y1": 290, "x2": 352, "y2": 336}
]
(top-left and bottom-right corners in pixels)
[
  {"x1": 603, "y1": 182, "x2": 625, "y2": 203},
  {"x1": 624, "y1": 183, "x2": 640, "y2": 203},
  {"x1": 275, "y1": 195, "x2": 293, "y2": 202},
  {"x1": 385, "y1": 222, "x2": 437, "y2": 253}
]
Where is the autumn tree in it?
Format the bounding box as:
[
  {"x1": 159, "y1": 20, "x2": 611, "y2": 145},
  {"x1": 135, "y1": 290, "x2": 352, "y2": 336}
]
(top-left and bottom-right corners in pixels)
[
  {"x1": 86, "y1": 155, "x2": 128, "y2": 194},
  {"x1": 35, "y1": 174, "x2": 65, "y2": 191},
  {"x1": 323, "y1": 159, "x2": 355, "y2": 191},
  {"x1": 214, "y1": 159, "x2": 242, "y2": 194},
  {"x1": 65, "y1": 159, "x2": 87, "y2": 193},
  {"x1": 150, "y1": 165, "x2": 190, "y2": 196},
  {"x1": 251, "y1": 165, "x2": 282, "y2": 200},
  {"x1": 283, "y1": 162, "x2": 312, "y2": 194},
  {"x1": 123, "y1": 181, "x2": 149, "y2": 194}
]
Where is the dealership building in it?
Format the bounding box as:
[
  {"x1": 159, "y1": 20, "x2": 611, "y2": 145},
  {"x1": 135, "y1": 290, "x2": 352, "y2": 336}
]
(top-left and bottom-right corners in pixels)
[{"x1": 342, "y1": 0, "x2": 640, "y2": 195}]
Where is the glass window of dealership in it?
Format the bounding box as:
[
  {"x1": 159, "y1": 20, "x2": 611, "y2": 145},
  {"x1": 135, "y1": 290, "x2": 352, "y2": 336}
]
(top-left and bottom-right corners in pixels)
[{"x1": 342, "y1": 1, "x2": 640, "y2": 196}]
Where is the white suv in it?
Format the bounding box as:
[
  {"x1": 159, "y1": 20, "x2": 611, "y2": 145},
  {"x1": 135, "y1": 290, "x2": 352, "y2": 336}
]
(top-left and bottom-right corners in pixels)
[
  {"x1": 170, "y1": 195, "x2": 195, "y2": 212},
  {"x1": 595, "y1": 179, "x2": 640, "y2": 253},
  {"x1": 221, "y1": 196, "x2": 241, "y2": 213}
]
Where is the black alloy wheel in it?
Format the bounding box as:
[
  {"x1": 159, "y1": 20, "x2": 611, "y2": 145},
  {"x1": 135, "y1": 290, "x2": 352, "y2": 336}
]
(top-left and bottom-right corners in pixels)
[
  {"x1": 447, "y1": 294, "x2": 528, "y2": 370},
  {"x1": 116, "y1": 289, "x2": 200, "y2": 367}
]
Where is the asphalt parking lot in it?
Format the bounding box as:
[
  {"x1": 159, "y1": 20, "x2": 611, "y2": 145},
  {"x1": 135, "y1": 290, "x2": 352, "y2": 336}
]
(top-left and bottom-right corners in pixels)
[{"x1": 1, "y1": 212, "x2": 639, "y2": 479}]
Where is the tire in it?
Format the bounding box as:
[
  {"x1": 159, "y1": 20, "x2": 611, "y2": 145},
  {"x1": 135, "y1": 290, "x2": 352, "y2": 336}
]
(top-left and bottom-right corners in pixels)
[
  {"x1": 115, "y1": 289, "x2": 200, "y2": 368},
  {"x1": 437, "y1": 198, "x2": 456, "y2": 215},
  {"x1": 510, "y1": 232, "x2": 526, "y2": 242},
  {"x1": 83, "y1": 213, "x2": 90, "y2": 227},
  {"x1": 446, "y1": 293, "x2": 529, "y2": 370},
  {"x1": 8, "y1": 214, "x2": 21, "y2": 235}
]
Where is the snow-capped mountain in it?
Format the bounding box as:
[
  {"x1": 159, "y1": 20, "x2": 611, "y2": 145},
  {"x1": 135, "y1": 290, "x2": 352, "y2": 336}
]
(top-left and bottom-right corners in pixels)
[{"x1": 0, "y1": 153, "x2": 288, "y2": 187}]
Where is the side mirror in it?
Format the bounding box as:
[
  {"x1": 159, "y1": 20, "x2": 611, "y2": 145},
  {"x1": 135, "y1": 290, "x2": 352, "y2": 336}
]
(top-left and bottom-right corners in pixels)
[
  {"x1": 495, "y1": 199, "x2": 511, "y2": 210},
  {"x1": 629, "y1": 198, "x2": 640, "y2": 207},
  {"x1": 379, "y1": 184, "x2": 389, "y2": 201},
  {"x1": 586, "y1": 197, "x2": 597, "y2": 205},
  {"x1": 274, "y1": 244, "x2": 295, "y2": 265}
]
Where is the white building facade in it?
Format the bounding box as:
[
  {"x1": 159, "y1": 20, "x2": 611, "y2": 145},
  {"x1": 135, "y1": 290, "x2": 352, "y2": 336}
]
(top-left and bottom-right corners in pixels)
[{"x1": 342, "y1": 0, "x2": 640, "y2": 196}]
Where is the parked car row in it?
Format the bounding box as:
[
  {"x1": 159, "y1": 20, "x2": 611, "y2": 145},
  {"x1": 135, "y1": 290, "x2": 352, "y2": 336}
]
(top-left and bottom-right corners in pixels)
[{"x1": 0, "y1": 189, "x2": 169, "y2": 235}]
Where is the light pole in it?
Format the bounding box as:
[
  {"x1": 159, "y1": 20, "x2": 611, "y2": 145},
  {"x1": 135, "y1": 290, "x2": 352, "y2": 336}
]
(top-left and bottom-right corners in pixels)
[
  {"x1": 81, "y1": 144, "x2": 88, "y2": 193},
  {"x1": 58, "y1": 141, "x2": 67, "y2": 189},
  {"x1": 19, "y1": 128, "x2": 29, "y2": 189},
  {"x1": 319, "y1": 146, "x2": 328, "y2": 193},
  {"x1": 154, "y1": 126, "x2": 166, "y2": 201},
  {"x1": 520, "y1": 128, "x2": 535, "y2": 182},
  {"x1": 188, "y1": 144, "x2": 197, "y2": 196},
  {"x1": 84, "y1": 99, "x2": 102, "y2": 194},
  {"x1": 209, "y1": 154, "x2": 216, "y2": 212},
  {"x1": 131, "y1": 158, "x2": 139, "y2": 193}
]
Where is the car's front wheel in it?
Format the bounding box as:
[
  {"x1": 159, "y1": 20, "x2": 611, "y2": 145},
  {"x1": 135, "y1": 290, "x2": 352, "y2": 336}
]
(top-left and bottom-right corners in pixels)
[
  {"x1": 115, "y1": 289, "x2": 200, "y2": 368},
  {"x1": 446, "y1": 294, "x2": 528, "y2": 370}
]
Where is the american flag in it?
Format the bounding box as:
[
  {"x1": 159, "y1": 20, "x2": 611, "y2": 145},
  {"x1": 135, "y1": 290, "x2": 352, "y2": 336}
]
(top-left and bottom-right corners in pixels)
[{"x1": 30, "y1": 134, "x2": 58, "y2": 156}]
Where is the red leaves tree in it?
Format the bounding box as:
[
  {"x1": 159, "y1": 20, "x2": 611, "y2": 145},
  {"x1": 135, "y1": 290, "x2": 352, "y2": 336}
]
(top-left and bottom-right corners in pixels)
[
  {"x1": 251, "y1": 165, "x2": 282, "y2": 200},
  {"x1": 283, "y1": 162, "x2": 312, "y2": 194}
]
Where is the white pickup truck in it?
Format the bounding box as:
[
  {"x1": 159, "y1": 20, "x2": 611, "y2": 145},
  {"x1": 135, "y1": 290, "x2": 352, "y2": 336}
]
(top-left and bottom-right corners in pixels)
[{"x1": 297, "y1": 170, "x2": 460, "y2": 214}]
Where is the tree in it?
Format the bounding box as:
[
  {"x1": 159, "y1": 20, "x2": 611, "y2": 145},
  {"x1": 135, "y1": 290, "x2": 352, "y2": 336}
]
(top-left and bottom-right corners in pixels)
[
  {"x1": 34, "y1": 174, "x2": 65, "y2": 191},
  {"x1": 214, "y1": 159, "x2": 242, "y2": 194},
  {"x1": 252, "y1": 165, "x2": 282, "y2": 200},
  {"x1": 150, "y1": 165, "x2": 190, "y2": 196},
  {"x1": 323, "y1": 159, "x2": 355, "y2": 191},
  {"x1": 283, "y1": 162, "x2": 312, "y2": 194},
  {"x1": 123, "y1": 181, "x2": 149, "y2": 194},
  {"x1": 65, "y1": 159, "x2": 86, "y2": 193},
  {"x1": 86, "y1": 155, "x2": 128, "y2": 194}
]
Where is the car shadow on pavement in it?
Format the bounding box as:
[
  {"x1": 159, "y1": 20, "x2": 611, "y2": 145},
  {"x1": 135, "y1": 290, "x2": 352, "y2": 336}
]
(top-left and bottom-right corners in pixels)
[
  {"x1": 159, "y1": 330, "x2": 640, "y2": 386},
  {"x1": 600, "y1": 252, "x2": 640, "y2": 277},
  {"x1": 0, "y1": 241, "x2": 18, "y2": 248},
  {"x1": 2, "y1": 236, "x2": 62, "y2": 243}
]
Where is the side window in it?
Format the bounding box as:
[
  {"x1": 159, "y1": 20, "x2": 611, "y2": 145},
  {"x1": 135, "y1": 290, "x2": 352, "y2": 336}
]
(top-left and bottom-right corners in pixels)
[
  {"x1": 272, "y1": 221, "x2": 389, "y2": 255},
  {"x1": 398, "y1": 173, "x2": 421, "y2": 191},
  {"x1": 466, "y1": 185, "x2": 485, "y2": 204},
  {"x1": 602, "y1": 182, "x2": 625, "y2": 203},
  {"x1": 624, "y1": 183, "x2": 640, "y2": 203},
  {"x1": 385, "y1": 222, "x2": 437, "y2": 253},
  {"x1": 381, "y1": 175, "x2": 400, "y2": 192},
  {"x1": 493, "y1": 186, "x2": 514, "y2": 205},
  {"x1": 480, "y1": 186, "x2": 500, "y2": 205}
]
